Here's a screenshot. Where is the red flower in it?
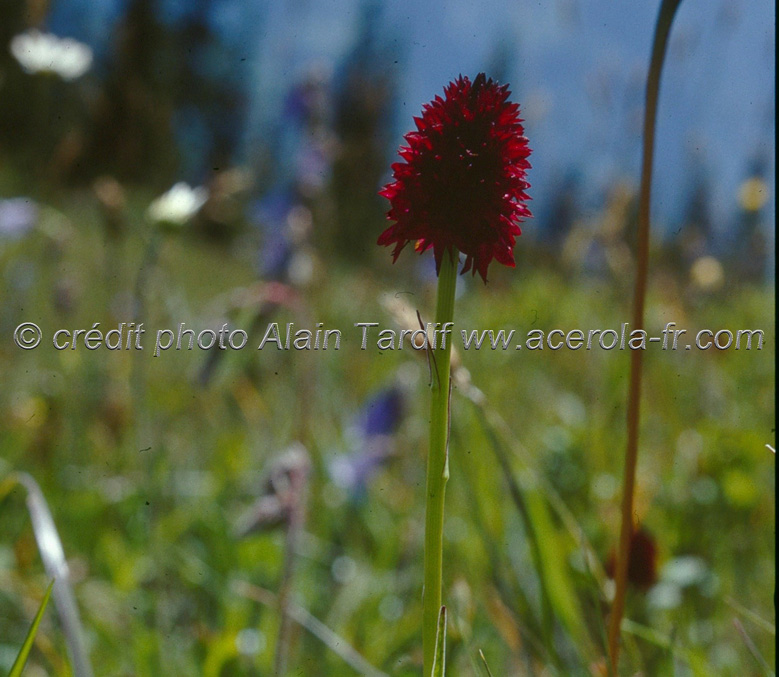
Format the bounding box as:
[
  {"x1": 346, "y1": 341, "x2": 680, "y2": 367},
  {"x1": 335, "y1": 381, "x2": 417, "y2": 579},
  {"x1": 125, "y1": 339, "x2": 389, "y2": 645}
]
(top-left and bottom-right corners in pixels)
[{"x1": 378, "y1": 73, "x2": 531, "y2": 282}]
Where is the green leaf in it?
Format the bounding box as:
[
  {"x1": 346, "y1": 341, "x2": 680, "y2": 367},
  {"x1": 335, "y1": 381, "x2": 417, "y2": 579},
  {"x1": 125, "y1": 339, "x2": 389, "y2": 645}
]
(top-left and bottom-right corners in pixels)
[
  {"x1": 9, "y1": 579, "x2": 54, "y2": 677},
  {"x1": 431, "y1": 606, "x2": 447, "y2": 677}
]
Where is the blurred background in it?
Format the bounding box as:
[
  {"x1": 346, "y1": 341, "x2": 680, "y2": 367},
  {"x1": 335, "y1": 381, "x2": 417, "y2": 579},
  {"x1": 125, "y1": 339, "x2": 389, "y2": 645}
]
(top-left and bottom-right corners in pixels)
[{"x1": 0, "y1": 0, "x2": 775, "y2": 675}]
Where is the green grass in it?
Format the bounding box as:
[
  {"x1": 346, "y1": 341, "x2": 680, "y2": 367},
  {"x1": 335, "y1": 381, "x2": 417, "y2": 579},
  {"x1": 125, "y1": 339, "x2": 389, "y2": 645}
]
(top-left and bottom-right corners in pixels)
[{"x1": 0, "y1": 190, "x2": 774, "y2": 675}]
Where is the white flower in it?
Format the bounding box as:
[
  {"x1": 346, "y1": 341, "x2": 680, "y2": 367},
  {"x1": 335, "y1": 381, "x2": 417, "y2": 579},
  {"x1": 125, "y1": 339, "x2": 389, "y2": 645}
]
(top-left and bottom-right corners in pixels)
[
  {"x1": 10, "y1": 29, "x2": 93, "y2": 81},
  {"x1": 147, "y1": 182, "x2": 208, "y2": 226}
]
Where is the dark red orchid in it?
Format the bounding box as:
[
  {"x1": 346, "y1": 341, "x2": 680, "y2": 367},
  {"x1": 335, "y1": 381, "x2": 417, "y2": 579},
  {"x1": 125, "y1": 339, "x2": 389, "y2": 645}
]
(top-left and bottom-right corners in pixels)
[{"x1": 378, "y1": 73, "x2": 532, "y2": 282}]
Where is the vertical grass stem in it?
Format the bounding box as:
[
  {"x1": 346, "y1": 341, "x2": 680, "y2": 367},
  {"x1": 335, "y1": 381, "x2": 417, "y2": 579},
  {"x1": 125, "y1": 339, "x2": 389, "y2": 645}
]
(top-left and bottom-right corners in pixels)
[{"x1": 608, "y1": 1, "x2": 682, "y2": 671}]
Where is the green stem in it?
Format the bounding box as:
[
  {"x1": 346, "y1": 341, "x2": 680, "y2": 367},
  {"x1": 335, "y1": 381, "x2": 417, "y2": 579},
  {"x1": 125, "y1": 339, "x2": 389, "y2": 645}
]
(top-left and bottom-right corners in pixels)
[{"x1": 423, "y1": 249, "x2": 458, "y2": 676}]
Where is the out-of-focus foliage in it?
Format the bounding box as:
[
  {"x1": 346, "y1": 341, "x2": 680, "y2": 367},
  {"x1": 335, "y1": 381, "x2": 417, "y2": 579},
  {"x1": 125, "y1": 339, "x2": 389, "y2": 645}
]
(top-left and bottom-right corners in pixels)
[{"x1": 0, "y1": 192, "x2": 773, "y2": 674}]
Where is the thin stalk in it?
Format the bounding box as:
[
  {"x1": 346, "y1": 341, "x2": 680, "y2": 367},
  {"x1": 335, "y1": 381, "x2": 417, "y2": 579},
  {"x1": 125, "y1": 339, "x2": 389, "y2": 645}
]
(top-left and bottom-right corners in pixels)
[
  {"x1": 131, "y1": 226, "x2": 162, "y2": 451},
  {"x1": 274, "y1": 456, "x2": 310, "y2": 676},
  {"x1": 423, "y1": 249, "x2": 458, "y2": 676},
  {"x1": 607, "y1": 0, "x2": 682, "y2": 671}
]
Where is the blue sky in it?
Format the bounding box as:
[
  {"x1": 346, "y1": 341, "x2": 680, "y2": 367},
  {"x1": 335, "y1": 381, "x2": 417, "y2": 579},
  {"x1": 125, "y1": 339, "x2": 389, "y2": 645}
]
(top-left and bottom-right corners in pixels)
[{"x1": 49, "y1": 0, "x2": 775, "y2": 243}]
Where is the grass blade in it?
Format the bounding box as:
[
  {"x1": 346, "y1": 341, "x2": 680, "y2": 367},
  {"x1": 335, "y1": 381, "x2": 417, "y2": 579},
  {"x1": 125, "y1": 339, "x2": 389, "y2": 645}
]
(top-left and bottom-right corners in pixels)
[
  {"x1": 621, "y1": 619, "x2": 709, "y2": 676},
  {"x1": 473, "y1": 405, "x2": 589, "y2": 663},
  {"x1": 9, "y1": 472, "x2": 94, "y2": 677},
  {"x1": 734, "y1": 618, "x2": 776, "y2": 677},
  {"x1": 478, "y1": 649, "x2": 495, "y2": 677},
  {"x1": 9, "y1": 579, "x2": 54, "y2": 677},
  {"x1": 431, "y1": 605, "x2": 447, "y2": 677},
  {"x1": 725, "y1": 598, "x2": 776, "y2": 636},
  {"x1": 233, "y1": 580, "x2": 389, "y2": 677}
]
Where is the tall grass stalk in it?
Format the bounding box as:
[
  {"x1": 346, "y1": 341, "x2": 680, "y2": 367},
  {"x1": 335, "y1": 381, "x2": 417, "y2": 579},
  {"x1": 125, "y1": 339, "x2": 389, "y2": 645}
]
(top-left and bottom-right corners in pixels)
[{"x1": 608, "y1": 0, "x2": 683, "y2": 670}]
